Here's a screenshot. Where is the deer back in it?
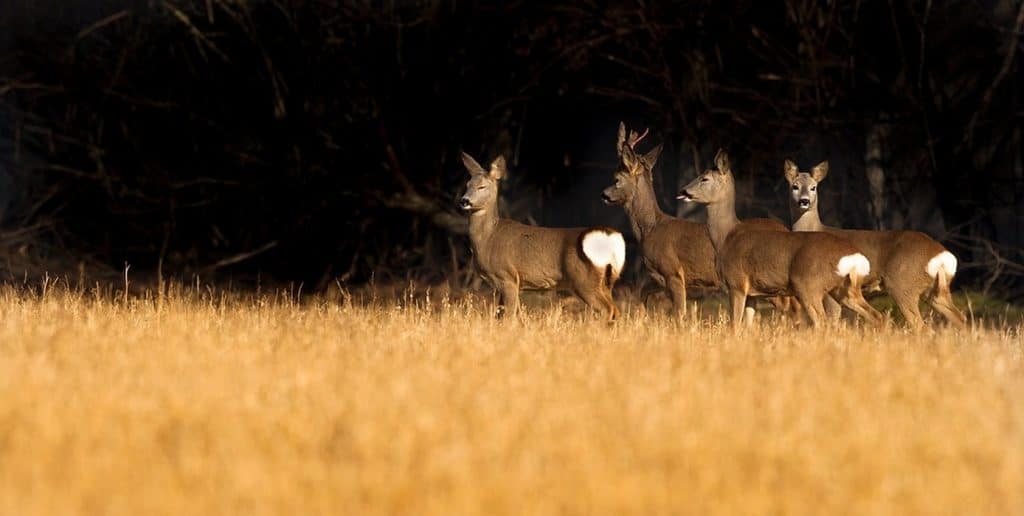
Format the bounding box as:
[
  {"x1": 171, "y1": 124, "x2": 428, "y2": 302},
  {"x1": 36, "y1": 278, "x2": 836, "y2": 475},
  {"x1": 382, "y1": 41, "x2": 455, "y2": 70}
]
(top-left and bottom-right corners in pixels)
[
  {"x1": 827, "y1": 229, "x2": 945, "y2": 287},
  {"x1": 719, "y1": 226, "x2": 862, "y2": 295},
  {"x1": 475, "y1": 219, "x2": 604, "y2": 290}
]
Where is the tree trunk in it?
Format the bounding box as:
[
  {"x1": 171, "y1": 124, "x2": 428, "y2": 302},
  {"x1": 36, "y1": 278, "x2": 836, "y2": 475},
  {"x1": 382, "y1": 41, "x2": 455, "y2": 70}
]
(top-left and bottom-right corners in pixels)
[{"x1": 864, "y1": 121, "x2": 888, "y2": 230}]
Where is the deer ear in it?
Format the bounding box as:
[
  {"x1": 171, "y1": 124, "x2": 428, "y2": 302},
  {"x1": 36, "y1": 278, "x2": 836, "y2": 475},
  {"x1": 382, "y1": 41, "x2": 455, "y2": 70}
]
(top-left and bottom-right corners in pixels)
[
  {"x1": 489, "y1": 156, "x2": 507, "y2": 180},
  {"x1": 784, "y1": 159, "x2": 799, "y2": 183},
  {"x1": 641, "y1": 143, "x2": 663, "y2": 171},
  {"x1": 461, "y1": 152, "x2": 486, "y2": 176},
  {"x1": 714, "y1": 149, "x2": 731, "y2": 174},
  {"x1": 811, "y1": 161, "x2": 829, "y2": 182},
  {"x1": 617, "y1": 122, "x2": 627, "y2": 156}
]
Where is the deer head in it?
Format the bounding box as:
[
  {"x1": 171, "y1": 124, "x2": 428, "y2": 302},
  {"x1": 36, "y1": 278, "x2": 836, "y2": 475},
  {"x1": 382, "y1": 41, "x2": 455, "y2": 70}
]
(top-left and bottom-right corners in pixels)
[
  {"x1": 459, "y1": 152, "x2": 506, "y2": 213},
  {"x1": 677, "y1": 149, "x2": 735, "y2": 205},
  {"x1": 784, "y1": 159, "x2": 828, "y2": 212},
  {"x1": 602, "y1": 122, "x2": 662, "y2": 205}
]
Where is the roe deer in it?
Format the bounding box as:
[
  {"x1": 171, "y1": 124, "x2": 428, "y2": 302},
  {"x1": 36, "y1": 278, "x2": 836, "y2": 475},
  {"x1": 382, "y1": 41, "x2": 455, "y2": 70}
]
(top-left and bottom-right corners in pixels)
[
  {"x1": 677, "y1": 150, "x2": 885, "y2": 329},
  {"x1": 784, "y1": 160, "x2": 966, "y2": 328},
  {"x1": 601, "y1": 123, "x2": 792, "y2": 318},
  {"x1": 459, "y1": 152, "x2": 625, "y2": 320}
]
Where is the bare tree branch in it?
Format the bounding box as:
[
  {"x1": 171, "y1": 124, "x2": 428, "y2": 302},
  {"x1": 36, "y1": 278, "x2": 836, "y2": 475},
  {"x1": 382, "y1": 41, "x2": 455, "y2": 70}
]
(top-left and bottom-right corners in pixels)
[{"x1": 963, "y1": 0, "x2": 1024, "y2": 147}]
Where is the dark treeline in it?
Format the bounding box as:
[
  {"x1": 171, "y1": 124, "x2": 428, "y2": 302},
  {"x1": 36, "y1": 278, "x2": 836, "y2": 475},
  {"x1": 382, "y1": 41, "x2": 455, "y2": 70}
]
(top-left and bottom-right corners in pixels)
[{"x1": 1, "y1": 1, "x2": 1023, "y2": 298}]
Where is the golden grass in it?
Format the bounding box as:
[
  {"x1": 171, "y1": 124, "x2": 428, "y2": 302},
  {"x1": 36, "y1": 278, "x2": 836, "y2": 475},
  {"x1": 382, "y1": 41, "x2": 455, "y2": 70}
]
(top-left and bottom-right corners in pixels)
[{"x1": 0, "y1": 285, "x2": 1022, "y2": 515}]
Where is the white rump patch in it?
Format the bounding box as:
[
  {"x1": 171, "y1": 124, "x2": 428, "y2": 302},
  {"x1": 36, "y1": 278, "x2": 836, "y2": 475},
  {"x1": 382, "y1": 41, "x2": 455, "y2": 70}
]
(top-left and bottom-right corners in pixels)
[
  {"x1": 581, "y1": 230, "x2": 626, "y2": 275},
  {"x1": 835, "y1": 253, "x2": 870, "y2": 278},
  {"x1": 926, "y1": 251, "x2": 957, "y2": 278}
]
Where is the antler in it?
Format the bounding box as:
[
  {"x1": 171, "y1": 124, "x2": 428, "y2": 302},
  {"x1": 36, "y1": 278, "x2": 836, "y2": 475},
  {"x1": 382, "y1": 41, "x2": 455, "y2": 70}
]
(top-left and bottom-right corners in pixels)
[{"x1": 627, "y1": 127, "x2": 650, "y2": 150}]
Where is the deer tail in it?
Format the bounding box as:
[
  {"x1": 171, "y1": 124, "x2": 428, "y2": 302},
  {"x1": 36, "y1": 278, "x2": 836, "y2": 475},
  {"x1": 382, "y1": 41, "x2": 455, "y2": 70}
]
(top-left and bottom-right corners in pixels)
[
  {"x1": 836, "y1": 252, "x2": 871, "y2": 286},
  {"x1": 580, "y1": 228, "x2": 626, "y2": 287},
  {"x1": 926, "y1": 251, "x2": 967, "y2": 327},
  {"x1": 926, "y1": 251, "x2": 957, "y2": 288}
]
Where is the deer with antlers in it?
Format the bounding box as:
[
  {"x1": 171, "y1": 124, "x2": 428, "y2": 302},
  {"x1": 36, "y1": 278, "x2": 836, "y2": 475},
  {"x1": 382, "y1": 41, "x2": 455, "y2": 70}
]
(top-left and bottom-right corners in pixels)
[{"x1": 602, "y1": 123, "x2": 792, "y2": 319}]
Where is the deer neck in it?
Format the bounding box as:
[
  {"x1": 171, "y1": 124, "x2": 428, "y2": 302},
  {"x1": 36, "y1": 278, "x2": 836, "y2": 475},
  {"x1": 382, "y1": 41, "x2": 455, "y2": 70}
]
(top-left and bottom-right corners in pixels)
[
  {"x1": 467, "y1": 202, "x2": 500, "y2": 252},
  {"x1": 623, "y1": 174, "x2": 667, "y2": 241},
  {"x1": 791, "y1": 203, "x2": 825, "y2": 231},
  {"x1": 704, "y1": 193, "x2": 740, "y2": 252}
]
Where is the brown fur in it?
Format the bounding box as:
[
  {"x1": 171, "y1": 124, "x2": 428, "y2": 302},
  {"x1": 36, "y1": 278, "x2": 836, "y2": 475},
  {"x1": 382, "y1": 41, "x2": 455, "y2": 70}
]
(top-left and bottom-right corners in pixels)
[
  {"x1": 784, "y1": 159, "x2": 966, "y2": 328},
  {"x1": 602, "y1": 123, "x2": 790, "y2": 318},
  {"x1": 460, "y1": 153, "x2": 621, "y2": 320},
  {"x1": 679, "y1": 150, "x2": 884, "y2": 329}
]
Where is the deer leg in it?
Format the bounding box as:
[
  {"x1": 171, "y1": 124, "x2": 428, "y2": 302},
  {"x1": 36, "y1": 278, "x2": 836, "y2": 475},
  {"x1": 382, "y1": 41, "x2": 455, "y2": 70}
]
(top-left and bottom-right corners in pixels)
[
  {"x1": 639, "y1": 283, "x2": 664, "y2": 311},
  {"x1": 600, "y1": 287, "x2": 620, "y2": 322},
  {"x1": 575, "y1": 287, "x2": 613, "y2": 321},
  {"x1": 773, "y1": 296, "x2": 804, "y2": 326},
  {"x1": 557, "y1": 295, "x2": 585, "y2": 315},
  {"x1": 927, "y1": 286, "x2": 967, "y2": 329},
  {"x1": 794, "y1": 289, "x2": 825, "y2": 328},
  {"x1": 766, "y1": 296, "x2": 794, "y2": 321},
  {"x1": 790, "y1": 297, "x2": 805, "y2": 322},
  {"x1": 496, "y1": 280, "x2": 520, "y2": 319},
  {"x1": 823, "y1": 295, "x2": 843, "y2": 321},
  {"x1": 834, "y1": 282, "x2": 885, "y2": 327},
  {"x1": 729, "y1": 289, "x2": 748, "y2": 330},
  {"x1": 590, "y1": 270, "x2": 620, "y2": 322},
  {"x1": 666, "y1": 269, "x2": 688, "y2": 319},
  {"x1": 889, "y1": 287, "x2": 925, "y2": 330},
  {"x1": 743, "y1": 298, "x2": 758, "y2": 325}
]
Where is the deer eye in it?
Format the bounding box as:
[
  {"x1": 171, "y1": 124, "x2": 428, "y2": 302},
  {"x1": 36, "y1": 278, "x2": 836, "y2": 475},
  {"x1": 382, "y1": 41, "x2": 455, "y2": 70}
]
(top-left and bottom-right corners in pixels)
[
  {"x1": 810, "y1": 186, "x2": 816, "y2": 192},
  {"x1": 701, "y1": 176, "x2": 709, "y2": 183},
  {"x1": 476, "y1": 186, "x2": 486, "y2": 190},
  {"x1": 792, "y1": 185, "x2": 799, "y2": 191}
]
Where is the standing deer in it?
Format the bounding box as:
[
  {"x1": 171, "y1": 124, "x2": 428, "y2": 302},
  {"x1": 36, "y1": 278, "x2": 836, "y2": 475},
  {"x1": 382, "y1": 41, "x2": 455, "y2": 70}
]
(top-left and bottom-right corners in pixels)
[
  {"x1": 784, "y1": 160, "x2": 966, "y2": 328},
  {"x1": 601, "y1": 122, "x2": 792, "y2": 318},
  {"x1": 459, "y1": 152, "x2": 625, "y2": 320},
  {"x1": 677, "y1": 150, "x2": 885, "y2": 329}
]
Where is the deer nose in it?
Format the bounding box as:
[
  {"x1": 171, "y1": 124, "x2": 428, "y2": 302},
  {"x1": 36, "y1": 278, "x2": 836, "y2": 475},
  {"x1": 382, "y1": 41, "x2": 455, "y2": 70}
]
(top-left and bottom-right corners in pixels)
[
  {"x1": 458, "y1": 198, "x2": 471, "y2": 210},
  {"x1": 676, "y1": 190, "x2": 693, "y2": 201},
  {"x1": 798, "y1": 198, "x2": 811, "y2": 208},
  {"x1": 601, "y1": 192, "x2": 613, "y2": 204}
]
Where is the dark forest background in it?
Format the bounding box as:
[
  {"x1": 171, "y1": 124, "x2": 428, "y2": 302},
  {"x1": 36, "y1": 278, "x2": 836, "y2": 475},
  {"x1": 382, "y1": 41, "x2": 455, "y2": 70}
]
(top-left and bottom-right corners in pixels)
[{"x1": 1, "y1": 0, "x2": 1023, "y2": 299}]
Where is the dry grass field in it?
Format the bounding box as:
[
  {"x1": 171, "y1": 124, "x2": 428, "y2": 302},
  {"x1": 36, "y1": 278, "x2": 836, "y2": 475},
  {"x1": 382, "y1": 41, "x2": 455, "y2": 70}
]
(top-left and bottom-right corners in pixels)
[{"x1": 0, "y1": 284, "x2": 1022, "y2": 515}]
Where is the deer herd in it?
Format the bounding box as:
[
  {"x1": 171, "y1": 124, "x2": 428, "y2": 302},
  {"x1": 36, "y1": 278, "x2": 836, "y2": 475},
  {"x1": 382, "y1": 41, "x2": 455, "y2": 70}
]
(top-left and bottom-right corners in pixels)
[{"x1": 459, "y1": 123, "x2": 966, "y2": 330}]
